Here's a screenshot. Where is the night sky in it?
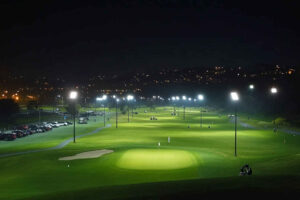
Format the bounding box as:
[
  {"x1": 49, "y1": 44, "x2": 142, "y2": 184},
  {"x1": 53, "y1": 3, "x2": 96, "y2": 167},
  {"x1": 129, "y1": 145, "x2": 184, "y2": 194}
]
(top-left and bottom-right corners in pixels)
[{"x1": 0, "y1": 0, "x2": 299, "y2": 76}]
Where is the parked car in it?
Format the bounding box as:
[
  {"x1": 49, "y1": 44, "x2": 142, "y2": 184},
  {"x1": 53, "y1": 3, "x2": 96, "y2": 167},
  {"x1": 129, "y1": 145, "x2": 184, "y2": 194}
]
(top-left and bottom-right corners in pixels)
[
  {"x1": 13, "y1": 130, "x2": 25, "y2": 138},
  {"x1": 78, "y1": 117, "x2": 88, "y2": 124},
  {"x1": 4, "y1": 133, "x2": 16, "y2": 141},
  {"x1": 58, "y1": 121, "x2": 68, "y2": 126},
  {"x1": 25, "y1": 129, "x2": 33, "y2": 135},
  {"x1": 0, "y1": 133, "x2": 6, "y2": 140}
]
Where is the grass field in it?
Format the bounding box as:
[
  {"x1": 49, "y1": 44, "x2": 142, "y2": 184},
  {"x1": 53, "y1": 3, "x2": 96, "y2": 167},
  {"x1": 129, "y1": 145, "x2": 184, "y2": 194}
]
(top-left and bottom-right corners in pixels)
[{"x1": 0, "y1": 107, "x2": 299, "y2": 200}]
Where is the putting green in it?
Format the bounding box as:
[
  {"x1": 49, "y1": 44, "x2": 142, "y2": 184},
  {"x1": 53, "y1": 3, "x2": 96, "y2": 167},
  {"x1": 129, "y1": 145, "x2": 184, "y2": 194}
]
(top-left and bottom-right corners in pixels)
[{"x1": 117, "y1": 149, "x2": 198, "y2": 170}]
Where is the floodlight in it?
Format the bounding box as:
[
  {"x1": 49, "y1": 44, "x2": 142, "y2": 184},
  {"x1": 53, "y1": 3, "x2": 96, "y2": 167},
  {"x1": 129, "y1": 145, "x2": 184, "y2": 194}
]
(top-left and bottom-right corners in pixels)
[
  {"x1": 102, "y1": 95, "x2": 107, "y2": 100},
  {"x1": 271, "y1": 87, "x2": 278, "y2": 94},
  {"x1": 182, "y1": 96, "x2": 187, "y2": 100},
  {"x1": 249, "y1": 84, "x2": 254, "y2": 90},
  {"x1": 198, "y1": 94, "x2": 204, "y2": 101},
  {"x1": 127, "y1": 95, "x2": 134, "y2": 101},
  {"x1": 188, "y1": 97, "x2": 192, "y2": 101},
  {"x1": 176, "y1": 96, "x2": 180, "y2": 100},
  {"x1": 69, "y1": 91, "x2": 78, "y2": 100},
  {"x1": 230, "y1": 92, "x2": 239, "y2": 101},
  {"x1": 96, "y1": 97, "x2": 102, "y2": 101},
  {"x1": 171, "y1": 96, "x2": 176, "y2": 101}
]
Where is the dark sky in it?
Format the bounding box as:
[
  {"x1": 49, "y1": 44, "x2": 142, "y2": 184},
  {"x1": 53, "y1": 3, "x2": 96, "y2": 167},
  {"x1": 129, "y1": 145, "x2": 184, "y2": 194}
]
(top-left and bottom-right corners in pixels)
[{"x1": 0, "y1": 0, "x2": 299, "y2": 76}]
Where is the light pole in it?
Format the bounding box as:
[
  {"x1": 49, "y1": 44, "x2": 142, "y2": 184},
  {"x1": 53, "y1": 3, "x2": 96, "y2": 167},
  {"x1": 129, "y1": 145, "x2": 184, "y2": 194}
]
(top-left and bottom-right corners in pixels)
[
  {"x1": 103, "y1": 95, "x2": 107, "y2": 127},
  {"x1": 127, "y1": 95, "x2": 134, "y2": 122},
  {"x1": 198, "y1": 94, "x2": 204, "y2": 128},
  {"x1": 230, "y1": 91, "x2": 239, "y2": 157},
  {"x1": 182, "y1": 96, "x2": 186, "y2": 120},
  {"x1": 96, "y1": 94, "x2": 107, "y2": 127},
  {"x1": 116, "y1": 98, "x2": 119, "y2": 128},
  {"x1": 69, "y1": 91, "x2": 78, "y2": 143},
  {"x1": 270, "y1": 87, "x2": 278, "y2": 127},
  {"x1": 171, "y1": 96, "x2": 176, "y2": 115}
]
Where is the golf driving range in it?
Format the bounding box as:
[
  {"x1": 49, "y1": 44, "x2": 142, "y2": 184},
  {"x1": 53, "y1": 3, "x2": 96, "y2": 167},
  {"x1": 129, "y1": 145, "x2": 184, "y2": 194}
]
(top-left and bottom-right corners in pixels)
[{"x1": 0, "y1": 107, "x2": 299, "y2": 200}]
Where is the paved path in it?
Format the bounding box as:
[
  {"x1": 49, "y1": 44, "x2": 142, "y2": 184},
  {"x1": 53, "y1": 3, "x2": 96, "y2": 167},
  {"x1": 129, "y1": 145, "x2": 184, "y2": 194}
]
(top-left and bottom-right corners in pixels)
[{"x1": 0, "y1": 124, "x2": 111, "y2": 158}]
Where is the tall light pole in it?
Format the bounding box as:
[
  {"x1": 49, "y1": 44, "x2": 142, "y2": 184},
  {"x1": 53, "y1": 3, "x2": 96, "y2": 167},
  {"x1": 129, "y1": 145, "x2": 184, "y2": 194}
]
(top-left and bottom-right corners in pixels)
[
  {"x1": 198, "y1": 94, "x2": 204, "y2": 128},
  {"x1": 69, "y1": 91, "x2": 78, "y2": 143},
  {"x1": 182, "y1": 96, "x2": 186, "y2": 120},
  {"x1": 127, "y1": 95, "x2": 134, "y2": 122},
  {"x1": 230, "y1": 91, "x2": 239, "y2": 157},
  {"x1": 96, "y1": 94, "x2": 107, "y2": 127},
  {"x1": 116, "y1": 98, "x2": 119, "y2": 128},
  {"x1": 103, "y1": 95, "x2": 107, "y2": 127},
  {"x1": 270, "y1": 87, "x2": 278, "y2": 127},
  {"x1": 171, "y1": 96, "x2": 176, "y2": 115}
]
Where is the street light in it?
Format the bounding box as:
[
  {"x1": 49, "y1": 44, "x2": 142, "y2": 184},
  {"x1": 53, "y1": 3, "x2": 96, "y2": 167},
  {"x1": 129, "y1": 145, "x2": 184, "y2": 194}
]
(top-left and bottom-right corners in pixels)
[
  {"x1": 127, "y1": 95, "x2": 134, "y2": 122},
  {"x1": 116, "y1": 98, "x2": 119, "y2": 128},
  {"x1": 182, "y1": 96, "x2": 186, "y2": 120},
  {"x1": 198, "y1": 94, "x2": 204, "y2": 128},
  {"x1": 69, "y1": 91, "x2": 78, "y2": 143},
  {"x1": 171, "y1": 96, "x2": 176, "y2": 116},
  {"x1": 270, "y1": 87, "x2": 278, "y2": 94},
  {"x1": 230, "y1": 91, "x2": 239, "y2": 157},
  {"x1": 97, "y1": 95, "x2": 107, "y2": 127}
]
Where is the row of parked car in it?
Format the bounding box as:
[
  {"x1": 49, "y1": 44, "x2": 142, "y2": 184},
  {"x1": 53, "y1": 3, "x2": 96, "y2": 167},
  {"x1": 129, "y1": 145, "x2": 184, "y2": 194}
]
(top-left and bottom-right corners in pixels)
[{"x1": 0, "y1": 121, "x2": 73, "y2": 141}]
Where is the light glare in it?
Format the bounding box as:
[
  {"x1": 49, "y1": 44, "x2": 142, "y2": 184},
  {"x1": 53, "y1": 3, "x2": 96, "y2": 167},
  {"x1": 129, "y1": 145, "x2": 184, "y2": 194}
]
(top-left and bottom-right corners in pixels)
[
  {"x1": 198, "y1": 94, "x2": 204, "y2": 101},
  {"x1": 271, "y1": 87, "x2": 278, "y2": 94},
  {"x1": 230, "y1": 92, "x2": 239, "y2": 101},
  {"x1": 69, "y1": 91, "x2": 78, "y2": 99}
]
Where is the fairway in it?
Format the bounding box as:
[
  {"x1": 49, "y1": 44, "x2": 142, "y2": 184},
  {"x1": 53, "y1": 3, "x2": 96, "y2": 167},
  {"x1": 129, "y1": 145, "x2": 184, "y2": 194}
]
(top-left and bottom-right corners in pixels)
[
  {"x1": 117, "y1": 149, "x2": 198, "y2": 170},
  {"x1": 0, "y1": 106, "x2": 300, "y2": 200}
]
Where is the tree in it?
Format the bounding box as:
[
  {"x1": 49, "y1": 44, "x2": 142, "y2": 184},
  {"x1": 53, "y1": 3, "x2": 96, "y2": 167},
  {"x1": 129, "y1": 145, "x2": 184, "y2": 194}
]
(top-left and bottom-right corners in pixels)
[
  {"x1": 0, "y1": 99, "x2": 20, "y2": 126},
  {"x1": 27, "y1": 100, "x2": 38, "y2": 112}
]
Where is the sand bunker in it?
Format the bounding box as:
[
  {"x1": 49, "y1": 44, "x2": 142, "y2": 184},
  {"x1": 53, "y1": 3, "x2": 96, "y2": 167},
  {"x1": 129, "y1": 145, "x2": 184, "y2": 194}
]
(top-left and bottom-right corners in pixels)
[{"x1": 59, "y1": 149, "x2": 113, "y2": 161}]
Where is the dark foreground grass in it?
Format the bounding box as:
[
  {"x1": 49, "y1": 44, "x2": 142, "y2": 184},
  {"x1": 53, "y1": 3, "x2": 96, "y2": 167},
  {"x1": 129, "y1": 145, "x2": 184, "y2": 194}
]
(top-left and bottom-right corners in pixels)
[{"x1": 25, "y1": 175, "x2": 300, "y2": 200}]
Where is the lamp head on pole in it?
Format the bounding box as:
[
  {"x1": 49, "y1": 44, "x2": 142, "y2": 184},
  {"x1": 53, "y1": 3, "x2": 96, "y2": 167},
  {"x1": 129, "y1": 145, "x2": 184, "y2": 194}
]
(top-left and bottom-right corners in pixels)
[
  {"x1": 127, "y1": 95, "x2": 134, "y2": 101},
  {"x1": 198, "y1": 94, "x2": 204, "y2": 101},
  {"x1": 270, "y1": 87, "x2": 278, "y2": 94},
  {"x1": 69, "y1": 91, "x2": 78, "y2": 100},
  {"x1": 230, "y1": 92, "x2": 239, "y2": 102}
]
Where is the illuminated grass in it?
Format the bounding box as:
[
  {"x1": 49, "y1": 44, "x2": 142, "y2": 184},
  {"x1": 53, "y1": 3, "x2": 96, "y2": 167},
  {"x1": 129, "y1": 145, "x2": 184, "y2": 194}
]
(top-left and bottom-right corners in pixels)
[{"x1": 117, "y1": 149, "x2": 198, "y2": 170}]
